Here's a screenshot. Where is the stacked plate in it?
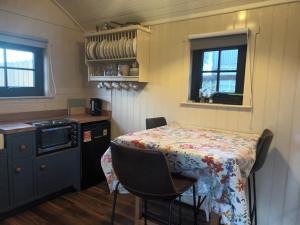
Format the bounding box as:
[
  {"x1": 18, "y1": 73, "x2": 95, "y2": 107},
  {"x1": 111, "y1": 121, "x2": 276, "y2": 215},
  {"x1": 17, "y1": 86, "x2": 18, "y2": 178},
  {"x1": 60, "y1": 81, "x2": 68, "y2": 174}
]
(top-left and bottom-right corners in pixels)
[{"x1": 86, "y1": 37, "x2": 137, "y2": 60}]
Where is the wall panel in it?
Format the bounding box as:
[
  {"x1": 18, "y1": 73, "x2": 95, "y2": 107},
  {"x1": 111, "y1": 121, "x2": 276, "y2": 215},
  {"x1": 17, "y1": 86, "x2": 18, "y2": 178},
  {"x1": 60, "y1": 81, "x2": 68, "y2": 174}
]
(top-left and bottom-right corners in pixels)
[
  {"x1": 89, "y1": 3, "x2": 300, "y2": 225},
  {"x1": 0, "y1": 0, "x2": 85, "y2": 114}
]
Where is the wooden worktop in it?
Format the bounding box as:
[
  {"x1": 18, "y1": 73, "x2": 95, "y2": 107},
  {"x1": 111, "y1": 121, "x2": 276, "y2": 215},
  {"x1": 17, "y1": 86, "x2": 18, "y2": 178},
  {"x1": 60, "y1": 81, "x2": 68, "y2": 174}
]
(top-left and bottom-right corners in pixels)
[{"x1": 0, "y1": 109, "x2": 111, "y2": 134}]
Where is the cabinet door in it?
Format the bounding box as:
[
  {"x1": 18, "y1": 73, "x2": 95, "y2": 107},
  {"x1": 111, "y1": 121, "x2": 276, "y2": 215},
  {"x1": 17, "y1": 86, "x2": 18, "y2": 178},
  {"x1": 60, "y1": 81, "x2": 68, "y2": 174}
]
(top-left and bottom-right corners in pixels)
[
  {"x1": 0, "y1": 156, "x2": 10, "y2": 213},
  {"x1": 37, "y1": 150, "x2": 77, "y2": 197},
  {"x1": 7, "y1": 132, "x2": 35, "y2": 160},
  {"x1": 11, "y1": 159, "x2": 35, "y2": 207}
]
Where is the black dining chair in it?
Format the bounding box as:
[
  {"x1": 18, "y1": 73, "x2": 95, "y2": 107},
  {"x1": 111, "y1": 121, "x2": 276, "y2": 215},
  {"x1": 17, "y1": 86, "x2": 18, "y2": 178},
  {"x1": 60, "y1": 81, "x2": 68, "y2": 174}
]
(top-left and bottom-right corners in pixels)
[
  {"x1": 248, "y1": 129, "x2": 274, "y2": 225},
  {"x1": 146, "y1": 117, "x2": 167, "y2": 129},
  {"x1": 146, "y1": 117, "x2": 207, "y2": 220},
  {"x1": 110, "y1": 141, "x2": 198, "y2": 225}
]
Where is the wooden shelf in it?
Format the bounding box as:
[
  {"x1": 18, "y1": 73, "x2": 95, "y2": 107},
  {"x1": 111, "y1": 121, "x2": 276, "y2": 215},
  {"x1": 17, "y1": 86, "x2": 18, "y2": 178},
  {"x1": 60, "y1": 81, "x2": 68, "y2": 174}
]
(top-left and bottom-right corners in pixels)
[
  {"x1": 86, "y1": 57, "x2": 136, "y2": 64},
  {"x1": 88, "y1": 76, "x2": 139, "y2": 82},
  {"x1": 85, "y1": 25, "x2": 150, "y2": 84},
  {"x1": 85, "y1": 25, "x2": 150, "y2": 37},
  {"x1": 180, "y1": 101, "x2": 252, "y2": 111}
]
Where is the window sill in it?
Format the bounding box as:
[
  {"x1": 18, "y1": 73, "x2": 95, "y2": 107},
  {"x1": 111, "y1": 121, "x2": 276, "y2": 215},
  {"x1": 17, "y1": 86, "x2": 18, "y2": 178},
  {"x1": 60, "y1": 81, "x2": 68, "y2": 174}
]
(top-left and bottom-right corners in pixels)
[
  {"x1": 0, "y1": 95, "x2": 54, "y2": 100},
  {"x1": 180, "y1": 101, "x2": 252, "y2": 111}
]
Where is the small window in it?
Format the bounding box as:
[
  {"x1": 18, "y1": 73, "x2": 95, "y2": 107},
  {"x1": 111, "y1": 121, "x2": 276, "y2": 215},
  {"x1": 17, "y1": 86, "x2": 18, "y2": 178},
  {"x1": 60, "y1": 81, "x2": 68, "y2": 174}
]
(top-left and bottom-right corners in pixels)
[
  {"x1": 189, "y1": 32, "x2": 248, "y2": 105},
  {"x1": 0, "y1": 41, "x2": 45, "y2": 97}
]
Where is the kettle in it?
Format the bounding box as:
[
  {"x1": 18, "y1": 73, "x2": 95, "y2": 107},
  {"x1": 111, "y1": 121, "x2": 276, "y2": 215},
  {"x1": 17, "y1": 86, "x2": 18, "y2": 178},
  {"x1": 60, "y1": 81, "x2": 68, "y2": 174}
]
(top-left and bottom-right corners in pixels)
[{"x1": 90, "y1": 98, "x2": 102, "y2": 116}]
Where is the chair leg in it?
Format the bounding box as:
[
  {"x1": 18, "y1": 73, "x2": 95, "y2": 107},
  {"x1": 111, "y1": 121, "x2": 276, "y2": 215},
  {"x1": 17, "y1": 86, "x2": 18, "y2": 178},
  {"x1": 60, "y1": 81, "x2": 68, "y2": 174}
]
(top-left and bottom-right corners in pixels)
[
  {"x1": 192, "y1": 184, "x2": 197, "y2": 225},
  {"x1": 197, "y1": 196, "x2": 207, "y2": 210},
  {"x1": 111, "y1": 182, "x2": 120, "y2": 225},
  {"x1": 253, "y1": 173, "x2": 257, "y2": 225},
  {"x1": 178, "y1": 196, "x2": 182, "y2": 225},
  {"x1": 144, "y1": 200, "x2": 148, "y2": 225},
  {"x1": 169, "y1": 200, "x2": 174, "y2": 225}
]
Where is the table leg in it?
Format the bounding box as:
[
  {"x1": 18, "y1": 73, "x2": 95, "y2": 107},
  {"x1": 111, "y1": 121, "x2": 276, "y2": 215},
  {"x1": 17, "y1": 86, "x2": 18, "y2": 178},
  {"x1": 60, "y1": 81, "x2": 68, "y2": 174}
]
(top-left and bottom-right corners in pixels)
[
  {"x1": 210, "y1": 213, "x2": 221, "y2": 225},
  {"x1": 134, "y1": 197, "x2": 142, "y2": 225}
]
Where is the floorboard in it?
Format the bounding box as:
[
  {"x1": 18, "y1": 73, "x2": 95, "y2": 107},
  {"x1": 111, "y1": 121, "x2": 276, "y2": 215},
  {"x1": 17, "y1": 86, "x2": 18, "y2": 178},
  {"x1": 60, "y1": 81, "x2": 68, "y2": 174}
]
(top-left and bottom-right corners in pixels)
[{"x1": 0, "y1": 182, "x2": 209, "y2": 225}]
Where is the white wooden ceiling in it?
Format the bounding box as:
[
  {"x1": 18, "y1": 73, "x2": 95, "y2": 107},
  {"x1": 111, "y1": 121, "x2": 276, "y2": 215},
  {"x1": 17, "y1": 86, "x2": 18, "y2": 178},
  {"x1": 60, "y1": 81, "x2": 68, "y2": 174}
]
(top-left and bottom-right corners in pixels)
[{"x1": 55, "y1": 0, "x2": 270, "y2": 31}]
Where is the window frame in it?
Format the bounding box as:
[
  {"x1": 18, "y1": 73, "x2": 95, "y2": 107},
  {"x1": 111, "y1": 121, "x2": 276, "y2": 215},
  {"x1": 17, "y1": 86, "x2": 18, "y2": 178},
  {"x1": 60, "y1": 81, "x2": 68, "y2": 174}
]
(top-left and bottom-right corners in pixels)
[
  {"x1": 190, "y1": 44, "x2": 247, "y2": 104},
  {"x1": 0, "y1": 41, "x2": 45, "y2": 97}
]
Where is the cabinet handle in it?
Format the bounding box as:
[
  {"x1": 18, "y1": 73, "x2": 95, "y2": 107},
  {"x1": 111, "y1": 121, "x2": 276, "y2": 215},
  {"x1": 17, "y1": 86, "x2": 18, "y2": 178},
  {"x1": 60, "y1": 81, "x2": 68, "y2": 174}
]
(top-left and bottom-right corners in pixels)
[
  {"x1": 40, "y1": 165, "x2": 46, "y2": 171},
  {"x1": 19, "y1": 144, "x2": 27, "y2": 151},
  {"x1": 15, "y1": 167, "x2": 22, "y2": 173}
]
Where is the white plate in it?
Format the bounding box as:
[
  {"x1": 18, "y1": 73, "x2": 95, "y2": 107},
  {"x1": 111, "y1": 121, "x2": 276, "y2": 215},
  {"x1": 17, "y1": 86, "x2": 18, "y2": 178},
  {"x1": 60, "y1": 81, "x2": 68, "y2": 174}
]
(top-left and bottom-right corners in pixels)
[
  {"x1": 89, "y1": 42, "x2": 97, "y2": 59},
  {"x1": 99, "y1": 40, "x2": 106, "y2": 59},
  {"x1": 118, "y1": 37, "x2": 125, "y2": 58},
  {"x1": 106, "y1": 41, "x2": 111, "y2": 58},
  {"x1": 115, "y1": 40, "x2": 120, "y2": 58},
  {"x1": 103, "y1": 40, "x2": 108, "y2": 58},
  {"x1": 86, "y1": 42, "x2": 91, "y2": 59},
  {"x1": 125, "y1": 38, "x2": 131, "y2": 57},
  {"x1": 112, "y1": 41, "x2": 118, "y2": 58},
  {"x1": 128, "y1": 38, "x2": 134, "y2": 57},
  {"x1": 132, "y1": 37, "x2": 137, "y2": 56},
  {"x1": 122, "y1": 38, "x2": 127, "y2": 57},
  {"x1": 95, "y1": 42, "x2": 101, "y2": 59},
  {"x1": 107, "y1": 41, "x2": 113, "y2": 59}
]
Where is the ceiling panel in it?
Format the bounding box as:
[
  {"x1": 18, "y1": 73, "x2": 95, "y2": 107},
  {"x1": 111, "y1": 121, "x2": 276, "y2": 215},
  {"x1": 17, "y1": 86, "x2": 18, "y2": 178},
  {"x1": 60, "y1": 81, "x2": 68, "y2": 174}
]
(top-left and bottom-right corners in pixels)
[{"x1": 55, "y1": 0, "x2": 270, "y2": 31}]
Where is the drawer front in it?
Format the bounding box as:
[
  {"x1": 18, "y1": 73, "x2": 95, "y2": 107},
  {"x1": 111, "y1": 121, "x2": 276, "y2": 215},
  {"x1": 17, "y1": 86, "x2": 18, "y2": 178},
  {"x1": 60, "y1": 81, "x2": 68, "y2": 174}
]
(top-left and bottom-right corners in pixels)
[
  {"x1": 37, "y1": 150, "x2": 76, "y2": 197},
  {"x1": 0, "y1": 156, "x2": 10, "y2": 212},
  {"x1": 11, "y1": 159, "x2": 35, "y2": 207},
  {"x1": 9, "y1": 132, "x2": 35, "y2": 160}
]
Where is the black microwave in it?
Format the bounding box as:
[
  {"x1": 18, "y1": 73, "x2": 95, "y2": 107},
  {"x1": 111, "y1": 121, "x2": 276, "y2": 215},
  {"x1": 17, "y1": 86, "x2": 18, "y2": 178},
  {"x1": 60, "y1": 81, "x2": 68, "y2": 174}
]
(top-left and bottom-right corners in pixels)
[{"x1": 35, "y1": 121, "x2": 78, "y2": 155}]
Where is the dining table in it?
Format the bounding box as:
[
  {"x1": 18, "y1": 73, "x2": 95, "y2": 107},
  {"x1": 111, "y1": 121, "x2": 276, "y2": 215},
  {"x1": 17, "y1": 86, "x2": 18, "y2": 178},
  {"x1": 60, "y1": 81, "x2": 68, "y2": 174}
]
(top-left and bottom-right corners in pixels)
[{"x1": 101, "y1": 124, "x2": 260, "y2": 225}]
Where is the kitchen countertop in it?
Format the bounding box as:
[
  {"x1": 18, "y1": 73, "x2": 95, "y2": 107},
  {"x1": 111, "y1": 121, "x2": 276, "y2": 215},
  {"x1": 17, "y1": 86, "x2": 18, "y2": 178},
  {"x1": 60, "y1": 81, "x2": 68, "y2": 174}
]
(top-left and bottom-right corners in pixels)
[{"x1": 0, "y1": 113, "x2": 111, "y2": 134}]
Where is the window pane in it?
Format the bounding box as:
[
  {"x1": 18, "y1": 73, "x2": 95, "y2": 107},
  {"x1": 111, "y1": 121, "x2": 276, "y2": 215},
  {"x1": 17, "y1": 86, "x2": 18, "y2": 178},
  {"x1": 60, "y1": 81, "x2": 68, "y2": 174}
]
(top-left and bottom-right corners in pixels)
[
  {"x1": 201, "y1": 72, "x2": 217, "y2": 94},
  {"x1": 7, "y1": 69, "x2": 34, "y2": 87},
  {"x1": 220, "y1": 49, "x2": 238, "y2": 71},
  {"x1": 6, "y1": 49, "x2": 34, "y2": 69},
  {"x1": 0, "y1": 48, "x2": 4, "y2": 66},
  {"x1": 0, "y1": 69, "x2": 4, "y2": 87},
  {"x1": 202, "y1": 51, "x2": 219, "y2": 71},
  {"x1": 219, "y1": 72, "x2": 236, "y2": 93}
]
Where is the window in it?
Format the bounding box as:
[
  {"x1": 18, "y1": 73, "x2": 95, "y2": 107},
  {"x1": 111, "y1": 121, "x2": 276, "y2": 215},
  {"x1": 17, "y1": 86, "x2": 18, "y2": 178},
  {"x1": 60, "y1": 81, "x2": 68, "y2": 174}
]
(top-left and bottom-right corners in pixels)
[
  {"x1": 0, "y1": 41, "x2": 45, "y2": 97},
  {"x1": 189, "y1": 32, "x2": 248, "y2": 105}
]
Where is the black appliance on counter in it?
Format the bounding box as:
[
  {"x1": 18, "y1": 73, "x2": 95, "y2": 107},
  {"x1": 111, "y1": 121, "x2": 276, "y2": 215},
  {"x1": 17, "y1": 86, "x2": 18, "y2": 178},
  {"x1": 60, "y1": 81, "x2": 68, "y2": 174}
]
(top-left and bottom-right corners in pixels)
[
  {"x1": 81, "y1": 120, "x2": 111, "y2": 190},
  {"x1": 30, "y1": 119, "x2": 78, "y2": 156},
  {"x1": 90, "y1": 98, "x2": 102, "y2": 116}
]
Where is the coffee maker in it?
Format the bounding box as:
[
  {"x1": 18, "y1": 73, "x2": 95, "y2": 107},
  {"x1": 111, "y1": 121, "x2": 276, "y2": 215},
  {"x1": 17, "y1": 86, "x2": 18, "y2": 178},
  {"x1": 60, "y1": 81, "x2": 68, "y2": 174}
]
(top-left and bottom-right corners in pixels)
[{"x1": 90, "y1": 98, "x2": 102, "y2": 116}]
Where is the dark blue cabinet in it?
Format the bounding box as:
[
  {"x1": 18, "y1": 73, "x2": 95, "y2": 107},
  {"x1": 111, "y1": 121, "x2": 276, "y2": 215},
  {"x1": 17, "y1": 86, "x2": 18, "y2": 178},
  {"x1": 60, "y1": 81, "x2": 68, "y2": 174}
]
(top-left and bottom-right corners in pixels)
[
  {"x1": 36, "y1": 149, "x2": 77, "y2": 197},
  {"x1": 1, "y1": 128, "x2": 80, "y2": 217},
  {"x1": 0, "y1": 154, "x2": 9, "y2": 213},
  {"x1": 6, "y1": 132, "x2": 35, "y2": 208},
  {"x1": 11, "y1": 159, "x2": 35, "y2": 207}
]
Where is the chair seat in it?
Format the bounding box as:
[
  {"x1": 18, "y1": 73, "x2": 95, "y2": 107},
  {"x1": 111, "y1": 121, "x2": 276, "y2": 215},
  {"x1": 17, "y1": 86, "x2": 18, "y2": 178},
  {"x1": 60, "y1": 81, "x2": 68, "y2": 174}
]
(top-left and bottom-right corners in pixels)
[{"x1": 172, "y1": 173, "x2": 197, "y2": 195}]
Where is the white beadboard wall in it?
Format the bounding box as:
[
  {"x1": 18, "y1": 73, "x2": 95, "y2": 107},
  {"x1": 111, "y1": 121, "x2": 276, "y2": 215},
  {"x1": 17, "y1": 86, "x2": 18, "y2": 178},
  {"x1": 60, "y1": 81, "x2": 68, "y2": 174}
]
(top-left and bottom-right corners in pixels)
[
  {"x1": 87, "y1": 2, "x2": 300, "y2": 225},
  {"x1": 0, "y1": 0, "x2": 86, "y2": 114}
]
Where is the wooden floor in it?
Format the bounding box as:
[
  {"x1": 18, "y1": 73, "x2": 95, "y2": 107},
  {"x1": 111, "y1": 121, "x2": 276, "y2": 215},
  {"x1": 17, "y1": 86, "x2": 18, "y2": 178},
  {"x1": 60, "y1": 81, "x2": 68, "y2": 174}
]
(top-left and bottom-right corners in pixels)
[{"x1": 0, "y1": 182, "x2": 208, "y2": 225}]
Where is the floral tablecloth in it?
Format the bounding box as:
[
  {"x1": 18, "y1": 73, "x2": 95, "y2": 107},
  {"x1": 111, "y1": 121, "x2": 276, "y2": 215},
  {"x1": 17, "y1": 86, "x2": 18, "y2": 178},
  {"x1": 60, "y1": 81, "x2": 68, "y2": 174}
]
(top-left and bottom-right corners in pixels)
[{"x1": 101, "y1": 124, "x2": 259, "y2": 225}]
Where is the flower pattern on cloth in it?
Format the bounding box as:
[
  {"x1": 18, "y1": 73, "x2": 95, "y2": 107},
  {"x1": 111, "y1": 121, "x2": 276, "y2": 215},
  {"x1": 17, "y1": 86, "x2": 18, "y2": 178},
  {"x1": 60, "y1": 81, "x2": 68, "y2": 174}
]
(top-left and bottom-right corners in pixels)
[{"x1": 101, "y1": 124, "x2": 259, "y2": 225}]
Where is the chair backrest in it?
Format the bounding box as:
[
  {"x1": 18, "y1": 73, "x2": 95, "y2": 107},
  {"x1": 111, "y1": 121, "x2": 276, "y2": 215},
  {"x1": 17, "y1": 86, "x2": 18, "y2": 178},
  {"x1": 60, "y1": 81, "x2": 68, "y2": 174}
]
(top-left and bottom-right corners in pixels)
[
  {"x1": 252, "y1": 129, "x2": 274, "y2": 173},
  {"x1": 146, "y1": 117, "x2": 167, "y2": 129},
  {"x1": 110, "y1": 142, "x2": 177, "y2": 199}
]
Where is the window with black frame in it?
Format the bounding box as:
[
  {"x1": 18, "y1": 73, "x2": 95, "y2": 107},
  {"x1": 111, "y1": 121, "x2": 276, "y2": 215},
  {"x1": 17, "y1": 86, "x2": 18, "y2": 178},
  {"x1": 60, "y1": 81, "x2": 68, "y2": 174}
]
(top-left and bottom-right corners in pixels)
[
  {"x1": 190, "y1": 33, "x2": 247, "y2": 105},
  {"x1": 0, "y1": 41, "x2": 45, "y2": 97}
]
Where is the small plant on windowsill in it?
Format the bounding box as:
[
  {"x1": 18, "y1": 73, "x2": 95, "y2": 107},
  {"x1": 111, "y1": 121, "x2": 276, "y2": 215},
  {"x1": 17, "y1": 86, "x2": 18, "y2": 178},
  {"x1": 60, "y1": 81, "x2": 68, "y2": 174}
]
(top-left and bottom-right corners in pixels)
[{"x1": 198, "y1": 88, "x2": 214, "y2": 103}]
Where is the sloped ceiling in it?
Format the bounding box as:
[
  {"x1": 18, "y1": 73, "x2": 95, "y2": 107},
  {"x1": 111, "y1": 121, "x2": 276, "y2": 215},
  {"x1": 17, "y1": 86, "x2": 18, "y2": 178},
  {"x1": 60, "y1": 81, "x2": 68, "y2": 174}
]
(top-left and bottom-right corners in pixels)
[{"x1": 55, "y1": 0, "x2": 270, "y2": 31}]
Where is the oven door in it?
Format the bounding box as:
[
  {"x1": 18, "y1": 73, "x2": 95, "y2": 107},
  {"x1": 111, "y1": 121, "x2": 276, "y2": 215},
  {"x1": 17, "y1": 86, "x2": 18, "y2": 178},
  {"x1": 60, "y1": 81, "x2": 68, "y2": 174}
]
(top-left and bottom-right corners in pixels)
[{"x1": 38, "y1": 125, "x2": 72, "y2": 155}]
